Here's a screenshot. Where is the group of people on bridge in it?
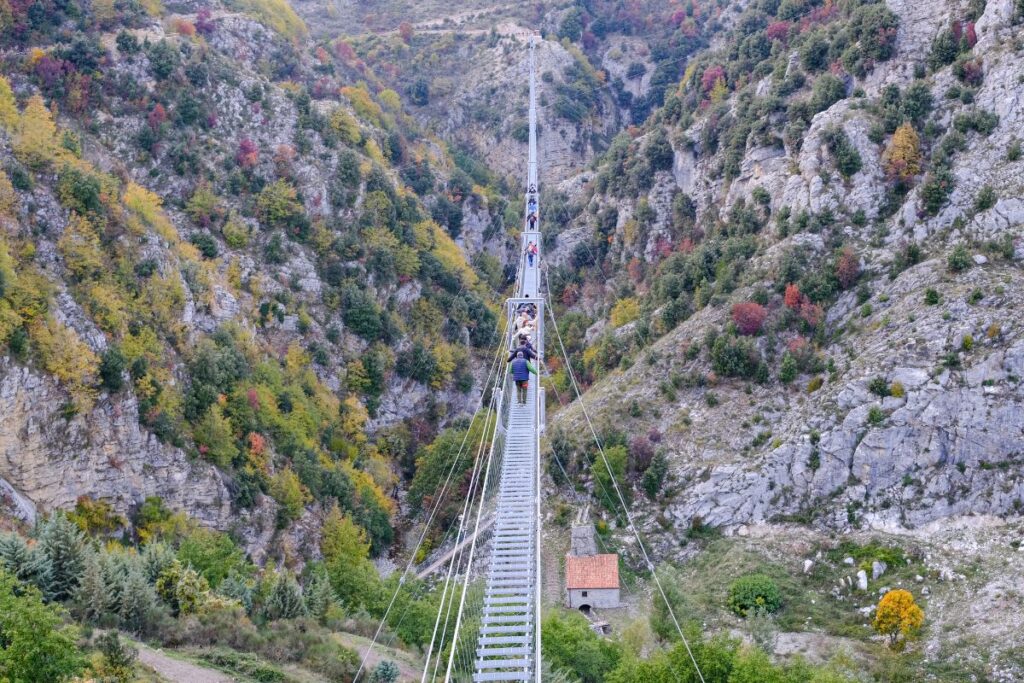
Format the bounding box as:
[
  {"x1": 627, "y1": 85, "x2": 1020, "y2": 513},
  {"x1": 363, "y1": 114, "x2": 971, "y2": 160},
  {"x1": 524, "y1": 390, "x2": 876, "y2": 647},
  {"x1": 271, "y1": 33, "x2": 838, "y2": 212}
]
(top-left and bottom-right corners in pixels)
[{"x1": 508, "y1": 303, "x2": 538, "y2": 404}]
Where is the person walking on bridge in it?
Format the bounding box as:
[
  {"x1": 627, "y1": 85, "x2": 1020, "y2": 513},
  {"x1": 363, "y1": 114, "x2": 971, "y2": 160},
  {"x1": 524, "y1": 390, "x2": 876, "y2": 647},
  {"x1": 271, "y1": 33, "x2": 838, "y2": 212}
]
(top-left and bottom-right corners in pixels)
[
  {"x1": 527, "y1": 196, "x2": 537, "y2": 214},
  {"x1": 507, "y1": 335, "x2": 536, "y2": 362},
  {"x1": 510, "y1": 351, "x2": 536, "y2": 404},
  {"x1": 527, "y1": 212, "x2": 537, "y2": 230},
  {"x1": 526, "y1": 241, "x2": 538, "y2": 267}
]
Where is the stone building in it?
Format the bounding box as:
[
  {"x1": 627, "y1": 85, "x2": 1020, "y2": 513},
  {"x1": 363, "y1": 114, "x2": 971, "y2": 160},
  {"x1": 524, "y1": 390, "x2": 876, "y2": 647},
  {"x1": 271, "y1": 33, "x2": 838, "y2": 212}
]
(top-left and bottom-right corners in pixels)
[{"x1": 565, "y1": 553, "x2": 620, "y2": 610}]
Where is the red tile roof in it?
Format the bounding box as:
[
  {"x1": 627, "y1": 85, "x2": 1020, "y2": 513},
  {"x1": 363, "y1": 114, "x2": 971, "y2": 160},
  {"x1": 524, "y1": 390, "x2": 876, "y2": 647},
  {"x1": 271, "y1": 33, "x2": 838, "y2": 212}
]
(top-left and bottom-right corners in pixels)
[{"x1": 566, "y1": 554, "x2": 619, "y2": 590}]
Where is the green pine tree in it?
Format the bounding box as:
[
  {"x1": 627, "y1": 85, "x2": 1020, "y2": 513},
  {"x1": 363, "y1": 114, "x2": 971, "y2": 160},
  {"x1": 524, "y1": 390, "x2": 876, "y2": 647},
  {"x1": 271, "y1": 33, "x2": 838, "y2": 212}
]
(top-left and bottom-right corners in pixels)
[
  {"x1": 141, "y1": 541, "x2": 176, "y2": 583},
  {"x1": 303, "y1": 570, "x2": 335, "y2": 619},
  {"x1": 36, "y1": 514, "x2": 86, "y2": 602},
  {"x1": 218, "y1": 571, "x2": 254, "y2": 614},
  {"x1": 371, "y1": 660, "x2": 400, "y2": 683},
  {"x1": 118, "y1": 565, "x2": 161, "y2": 635},
  {"x1": 74, "y1": 550, "x2": 111, "y2": 624},
  {"x1": 0, "y1": 532, "x2": 52, "y2": 590},
  {"x1": 264, "y1": 571, "x2": 307, "y2": 621}
]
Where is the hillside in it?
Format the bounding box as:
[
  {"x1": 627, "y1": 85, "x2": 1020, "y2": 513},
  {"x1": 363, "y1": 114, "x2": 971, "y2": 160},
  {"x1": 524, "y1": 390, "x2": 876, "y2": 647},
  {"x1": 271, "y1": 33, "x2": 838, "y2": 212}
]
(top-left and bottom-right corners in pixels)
[{"x1": 0, "y1": 0, "x2": 1022, "y2": 680}]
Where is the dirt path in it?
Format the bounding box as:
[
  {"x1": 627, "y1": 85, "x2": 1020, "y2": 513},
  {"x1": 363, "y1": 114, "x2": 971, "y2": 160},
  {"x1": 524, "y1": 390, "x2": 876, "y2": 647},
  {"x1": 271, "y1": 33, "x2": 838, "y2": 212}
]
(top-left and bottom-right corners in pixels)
[
  {"x1": 134, "y1": 643, "x2": 236, "y2": 683},
  {"x1": 415, "y1": 516, "x2": 494, "y2": 579},
  {"x1": 333, "y1": 632, "x2": 422, "y2": 681}
]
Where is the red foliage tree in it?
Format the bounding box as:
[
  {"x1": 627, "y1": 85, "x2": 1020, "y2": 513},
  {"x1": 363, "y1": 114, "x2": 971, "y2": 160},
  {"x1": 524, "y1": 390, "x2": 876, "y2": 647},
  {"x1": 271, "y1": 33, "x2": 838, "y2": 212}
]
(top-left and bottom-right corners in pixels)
[
  {"x1": 784, "y1": 283, "x2": 803, "y2": 309},
  {"x1": 835, "y1": 246, "x2": 860, "y2": 289},
  {"x1": 236, "y1": 138, "x2": 259, "y2": 169},
  {"x1": 195, "y1": 8, "x2": 216, "y2": 35},
  {"x1": 627, "y1": 257, "x2": 645, "y2": 283},
  {"x1": 732, "y1": 302, "x2": 768, "y2": 336},
  {"x1": 247, "y1": 432, "x2": 266, "y2": 455},
  {"x1": 398, "y1": 21, "x2": 414, "y2": 44},
  {"x1": 701, "y1": 65, "x2": 725, "y2": 93},
  {"x1": 148, "y1": 103, "x2": 167, "y2": 131},
  {"x1": 334, "y1": 40, "x2": 356, "y2": 61},
  {"x1": 799, "y1": 300, "x2": 823, "y2": 327},
  {"x1": 766, "y1": 21, "x2": 790, "y2": 41},
  {"x1": 964, "y1": 22, "x2": 977, "y2": 48}
]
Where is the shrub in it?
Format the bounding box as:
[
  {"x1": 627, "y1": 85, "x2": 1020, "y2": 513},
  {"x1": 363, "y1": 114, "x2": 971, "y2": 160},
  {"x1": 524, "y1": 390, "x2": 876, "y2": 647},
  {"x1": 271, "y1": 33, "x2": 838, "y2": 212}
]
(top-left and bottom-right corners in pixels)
[
  {"x1": 867, "y1": 405, "x2": 885, "y2": 425},
  {"x1": 810, "y1": 74, "x2": 846, "y2": 113},
  {"x1": 890, "y1": 381, "x2": 905, "y2": 398},
  {"x1": 731, "y1": 302, "x2": 767, "y2": 336},
  {"x1": 823, "y1": 127, "x2": 862, "y2": 178},
  {"x1": 711, "y1": 334, "x2": 762, "y2": 377},
  {"x1": 973, "y1": 185, "x2": 996, "y2": 213},
  {"x1": 920, "y1": 165, "x2": 955, "y2": 215},
  {"x1": 961, "y1": 334, "x2": 974, "y2": 351},
  {"x1": 924, "y1": 288, "x2": 940, "y2": 305},
  {"x1": 953, "y1": 109, "x2": 999, "y2": 136},
  {"x1": 779, "y1": 353, "x2": 797, "y2": 384},
  {"x1": 644, "y1": 128, "x2": 674, "y2": 171},
  {"x1": 190, "y1": 232, "x2": 218, "y2": 259},
  {"x1": 806, "y1": 376, "x2": 824, "y2": 393},
  {"x1": 99, "y1": 346, "x2": 126, "y2": 392},
  {"x1": 727, "y1": 575, "x2": 782, "y2": 617},
  {"x1": 947, "y1": 244, "x2": 971, "y2": 272},
  {"x1": 1008, "y1": 139, "x2": 1022, "y2": 161},
  {"x1": 874, "y1": 589, "x2": 924, "y2": 648},
  {"x1": 868, "y1": 377, "x2": 890, "y2": 397}
]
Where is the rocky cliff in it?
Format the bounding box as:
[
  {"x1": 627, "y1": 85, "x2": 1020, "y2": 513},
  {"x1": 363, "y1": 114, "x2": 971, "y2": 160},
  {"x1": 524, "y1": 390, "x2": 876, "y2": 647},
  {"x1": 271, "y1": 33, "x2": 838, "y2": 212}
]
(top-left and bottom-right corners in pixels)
[{"x1": 543, "y1": 0, "x2": 1024, "y2": 544}]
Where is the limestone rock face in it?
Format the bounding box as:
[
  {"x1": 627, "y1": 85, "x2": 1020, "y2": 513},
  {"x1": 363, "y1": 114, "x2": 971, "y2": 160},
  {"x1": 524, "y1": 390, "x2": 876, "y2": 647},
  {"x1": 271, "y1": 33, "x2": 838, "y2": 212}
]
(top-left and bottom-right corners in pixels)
[{"x1": 0, "y1": 358, "x2": 232, "y2": 528}]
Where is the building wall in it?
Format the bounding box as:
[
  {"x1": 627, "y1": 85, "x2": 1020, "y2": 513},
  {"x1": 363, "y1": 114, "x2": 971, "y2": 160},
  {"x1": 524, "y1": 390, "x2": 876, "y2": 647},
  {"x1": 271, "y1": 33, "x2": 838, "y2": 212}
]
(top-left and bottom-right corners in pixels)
[{"x1": 567, "y1": 587, "x2": 619, "y2": 609}]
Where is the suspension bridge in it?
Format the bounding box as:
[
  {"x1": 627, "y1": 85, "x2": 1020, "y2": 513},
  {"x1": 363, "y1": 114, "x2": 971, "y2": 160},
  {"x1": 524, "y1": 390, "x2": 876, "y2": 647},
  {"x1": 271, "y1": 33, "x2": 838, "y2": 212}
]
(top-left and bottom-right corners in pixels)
[{"x1": 354, "y1": 34, "x2": 706, "y2": 683}]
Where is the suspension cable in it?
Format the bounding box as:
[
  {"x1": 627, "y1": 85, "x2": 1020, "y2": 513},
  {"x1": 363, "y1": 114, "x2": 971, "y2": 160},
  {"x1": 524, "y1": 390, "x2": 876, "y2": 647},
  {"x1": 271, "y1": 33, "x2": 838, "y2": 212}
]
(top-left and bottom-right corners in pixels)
[
  {"x1": 354, "y1": 308, "x2": 511, "y2": 682},
  {"x1": 543, "y1": 267, "x2": 706, "y2": 683}
]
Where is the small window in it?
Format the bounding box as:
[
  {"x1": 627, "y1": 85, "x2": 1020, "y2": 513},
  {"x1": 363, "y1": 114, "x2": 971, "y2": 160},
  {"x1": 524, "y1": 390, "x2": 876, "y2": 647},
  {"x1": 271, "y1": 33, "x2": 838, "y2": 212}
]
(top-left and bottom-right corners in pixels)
[{"x1": 581, "y1": 591, "x2": 588, "y2": 597}]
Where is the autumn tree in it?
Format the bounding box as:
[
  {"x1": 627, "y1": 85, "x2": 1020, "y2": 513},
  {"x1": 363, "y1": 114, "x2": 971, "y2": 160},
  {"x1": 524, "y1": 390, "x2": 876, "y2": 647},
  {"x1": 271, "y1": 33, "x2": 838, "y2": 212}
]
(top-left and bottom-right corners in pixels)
[
  {"x1": 14, "y1": 95, "x2": 58, "y2": 169},
  {"x1": 0, "y1": 76, "x2": 17, "y2": 130},
  {"x1": 783, "y1": 283, "x2": 802, "y2": 309},
  {"x1": 873, "y1": 589, "x2": 924, "y2": 648},
  {"x1": 398, "y1": 21, "x2": 413, "y2": 44},
  {"x1": 236, "y1": 137, "x2": 259, "y2": 169},
  {"x1": 834, "y1": 246, "x2": 860, "y2": 289},
  {"x1": 732, "y1": 302, "x2": 767, "y2": 335},
  {"x1": 320, "y1": 504, "x2": 379, "y2": 609},
  {"x1": 883, "y1": 123, "x2": 921, "y2": 182}
]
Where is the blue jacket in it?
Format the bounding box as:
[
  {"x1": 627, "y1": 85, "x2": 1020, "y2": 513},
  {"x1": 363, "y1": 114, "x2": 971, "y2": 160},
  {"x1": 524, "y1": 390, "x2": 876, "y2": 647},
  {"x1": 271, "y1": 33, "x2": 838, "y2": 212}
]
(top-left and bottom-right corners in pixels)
[{"x1": 511, "y1": 358, "x2": 531, "y2": 382}]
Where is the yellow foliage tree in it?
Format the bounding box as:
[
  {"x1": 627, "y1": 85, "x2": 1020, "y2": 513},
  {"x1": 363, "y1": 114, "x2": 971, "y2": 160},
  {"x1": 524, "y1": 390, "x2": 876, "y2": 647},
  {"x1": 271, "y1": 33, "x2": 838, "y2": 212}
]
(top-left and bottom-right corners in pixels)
[
  {"x1": 873, "y1": 589, "x2": 924, "y2": 648},
  {"x1": 709, "y1": 75, "x2": 728, "y2": 104},
  {"x1": 85, "y1": 282, "x2": 127, "y2": 333},
  {"x1": 14, "y1": 95, "x2": 58, "y2": 169},
  {"x1": 57, "y1": 214, "x2": 104, "y2": 282},
  {"x1": 378, "y1": 88, "x2": 401, "y2": 112},
  {"x1": 0, "y1": 76, "x2": 17, "y2": 130},
  {"x1": 0, "y1": 170, "x2": 16, "y2": 217},
  {"x1": 883, "y1": 123, "x2": 921, "y2": 182},
  {"x1": 329, "y1": 107, "x2": 361, "y2": 146},
  {"x1": 30, "y1": 316, "x2": 99, "y2": 410},
  {"x1": 320, "y1": 503, "x2": 377, "y2": 607},
  {"x1": 231, "y1": 0, "x2": 307, "y2": 41},
  {"x1": 123, "y1": 183, "x2": 178, "y2": 244},
  {"x1": 610, "y1": 297, "x2": 641, "y2": 327},
  {"x1": 269, "y1": 467, "x2": 310, "y2": 524},
  {"x1": 341, "y1": 85, "x2": 384, "y2": 127}
]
